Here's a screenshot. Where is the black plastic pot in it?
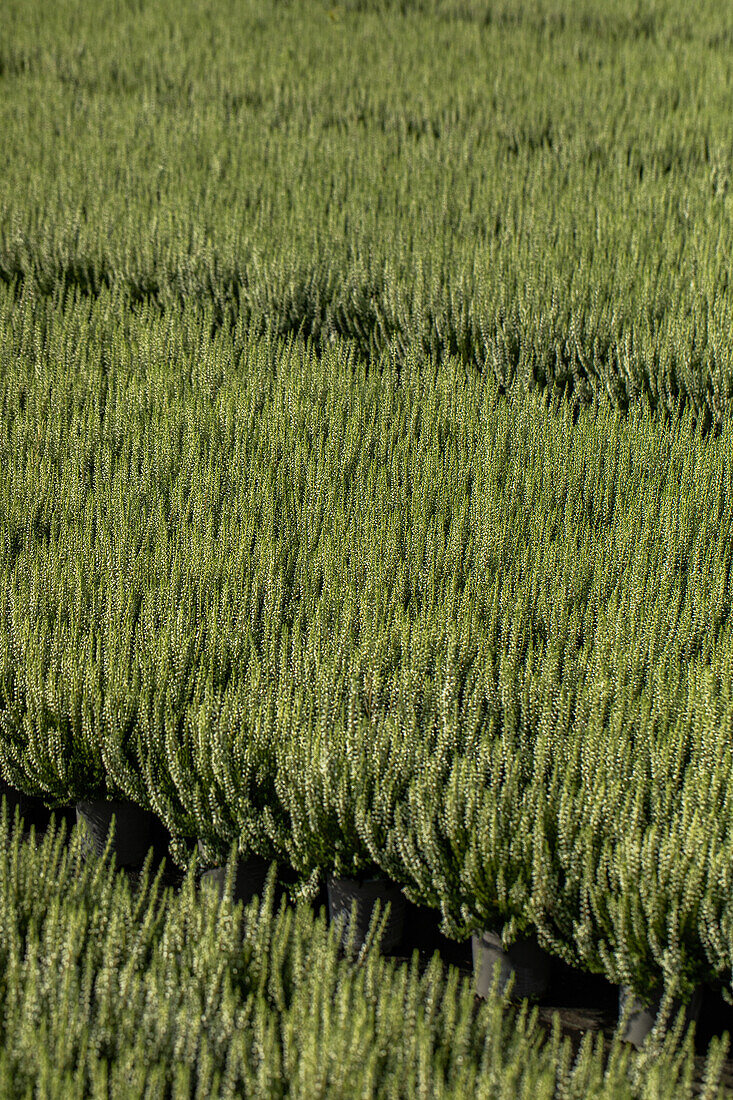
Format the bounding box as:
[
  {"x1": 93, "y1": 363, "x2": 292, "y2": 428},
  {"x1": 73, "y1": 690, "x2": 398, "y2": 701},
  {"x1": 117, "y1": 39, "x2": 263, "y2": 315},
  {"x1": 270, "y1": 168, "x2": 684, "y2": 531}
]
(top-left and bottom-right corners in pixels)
[
  {"x1": 618, "y1": 984, "x2": 704, "y2": 1048},
  {"x1": 472, "y1": 929, "x2": 552, "y2": 1002},
  {"x1": 326, "y1": 874, "x2": 406, "y2": 955},
  {"x1": 197, "y1": 841, "x2": 270, "y2": 904},
  {"x1": 76, "y1": 800, "x2": 168, "y2": 870}
]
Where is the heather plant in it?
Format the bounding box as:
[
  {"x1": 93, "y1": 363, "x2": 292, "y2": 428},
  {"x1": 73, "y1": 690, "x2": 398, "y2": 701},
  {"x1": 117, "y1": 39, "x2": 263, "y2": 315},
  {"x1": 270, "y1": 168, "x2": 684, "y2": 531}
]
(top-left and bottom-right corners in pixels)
[
  {"x1": 5, "y1": 0, "x2": 733, "y2": 1084},
  {"x1": 2, "y1": 0, "x2": 733, "y2": 423},
  {"x1": 0, "y1": 799, "x2": 728, "y2": 1100},
  {"x1": 2, "y1": 288, "x2": 733, "y2": 1005}
]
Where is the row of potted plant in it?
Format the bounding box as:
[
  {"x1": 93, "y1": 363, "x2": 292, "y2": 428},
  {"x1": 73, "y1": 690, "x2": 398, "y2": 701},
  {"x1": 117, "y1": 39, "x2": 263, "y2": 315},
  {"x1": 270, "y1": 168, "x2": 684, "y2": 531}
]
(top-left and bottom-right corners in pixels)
[
  {"x1": 69, "y1": 793, "x2": 704, "y2": 1051},
  {"x1": 0, "y1": 787, "x2": 723, "y2": 1099}
]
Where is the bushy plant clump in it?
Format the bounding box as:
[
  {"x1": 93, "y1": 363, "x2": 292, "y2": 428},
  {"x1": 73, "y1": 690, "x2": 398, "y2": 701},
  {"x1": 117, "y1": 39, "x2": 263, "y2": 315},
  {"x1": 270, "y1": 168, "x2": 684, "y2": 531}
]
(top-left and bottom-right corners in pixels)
[
  {"x1": 2, "y1": 0, "x2": 733, "y2": 423},
  {"x1": 2, "y1": 289, "x2": 733, "y2": 1008},
  {"x1": 0, "y1": 801, "x2": 728, "y2": 1100}
]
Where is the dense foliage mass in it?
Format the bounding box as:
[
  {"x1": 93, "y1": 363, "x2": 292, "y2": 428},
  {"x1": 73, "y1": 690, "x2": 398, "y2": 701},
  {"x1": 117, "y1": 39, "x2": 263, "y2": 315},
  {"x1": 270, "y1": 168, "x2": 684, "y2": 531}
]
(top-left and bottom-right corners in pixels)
[
  {"x1": 4, "y1": 0, "x2": 733, "y2": 1083},
  {"x1": 0, "y1": 803, "x2": 729, "y2": 1099},
  {"x1": 1, "y1": 286, "x2": 732, "y2": 1009},
  {"x1": 2, "y1": 0, "x2": 733, "y2": 424}
]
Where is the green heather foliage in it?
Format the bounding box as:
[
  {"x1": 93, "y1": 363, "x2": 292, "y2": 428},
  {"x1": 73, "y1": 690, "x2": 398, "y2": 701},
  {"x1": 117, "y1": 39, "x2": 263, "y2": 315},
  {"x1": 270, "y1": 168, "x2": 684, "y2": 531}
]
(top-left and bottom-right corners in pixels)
[
  {"x1": 2, "y1": 287, "x2": 733, "y2": 1009},
  {"x1": 3, "y1": 0, "x2": 733, "y2": 423},
  {"x1": 0, "y1": 801, "x2": 729, "y2": 1100}
]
